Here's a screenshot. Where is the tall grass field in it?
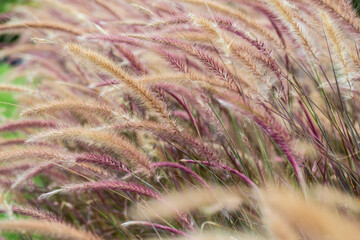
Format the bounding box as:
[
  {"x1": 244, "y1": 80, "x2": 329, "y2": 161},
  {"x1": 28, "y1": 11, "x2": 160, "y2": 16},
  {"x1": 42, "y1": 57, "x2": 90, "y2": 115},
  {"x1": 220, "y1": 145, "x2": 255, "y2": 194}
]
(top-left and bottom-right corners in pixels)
[{"x1": 0, "y1": 0, "x2": 360, "y2": 239}]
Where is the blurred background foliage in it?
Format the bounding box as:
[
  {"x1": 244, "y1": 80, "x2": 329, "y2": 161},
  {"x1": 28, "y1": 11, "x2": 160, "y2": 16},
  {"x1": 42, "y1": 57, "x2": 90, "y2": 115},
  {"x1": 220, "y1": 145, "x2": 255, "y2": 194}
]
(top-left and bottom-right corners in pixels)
[
  {"x1": 0, "y1": 0, "x2": 26, "y2": 131},
  {"x1": 0, "y1": 0, "x2": 26, "y2": 13},
  {"x1": 353, "y1": 0, "x2": 360, "y2": 12}
]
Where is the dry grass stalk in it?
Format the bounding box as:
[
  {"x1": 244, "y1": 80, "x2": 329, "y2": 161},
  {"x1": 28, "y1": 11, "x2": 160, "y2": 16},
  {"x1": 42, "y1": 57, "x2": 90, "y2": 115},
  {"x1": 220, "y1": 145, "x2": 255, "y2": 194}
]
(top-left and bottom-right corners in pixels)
[{"x1": 0, "y1": 219, "x2": 102, "y2": 240}]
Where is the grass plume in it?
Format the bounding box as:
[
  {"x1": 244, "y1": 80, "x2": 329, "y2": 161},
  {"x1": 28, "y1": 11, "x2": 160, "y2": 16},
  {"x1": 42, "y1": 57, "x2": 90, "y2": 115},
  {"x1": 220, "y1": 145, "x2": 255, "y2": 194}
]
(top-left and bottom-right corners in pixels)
[{"x1": 1, "y1": 0, "x2": 360, "y2": 239}]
